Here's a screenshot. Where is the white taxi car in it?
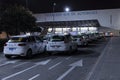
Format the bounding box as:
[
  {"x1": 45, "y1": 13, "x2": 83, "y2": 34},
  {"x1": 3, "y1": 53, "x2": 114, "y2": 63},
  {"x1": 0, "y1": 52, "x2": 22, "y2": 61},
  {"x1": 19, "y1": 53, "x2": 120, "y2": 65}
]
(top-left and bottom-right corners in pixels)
[
  {"x1": 72, "y1": 35, "x2": 88, "y2": 47},
  {"x1": 46, "y1": 34, "x2": 77, "y2": 54},
  {"x1": 3, "y1": 35, "x2": 46, "y2": 59}
]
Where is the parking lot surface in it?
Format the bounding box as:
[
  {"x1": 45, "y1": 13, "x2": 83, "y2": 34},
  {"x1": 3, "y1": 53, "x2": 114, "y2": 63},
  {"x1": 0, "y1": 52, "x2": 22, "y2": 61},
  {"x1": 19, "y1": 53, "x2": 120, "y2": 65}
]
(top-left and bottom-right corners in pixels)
[
  {"x1": 0, "y1": 38, "x2": 109, "y2": 80},
  {"x1": 88, "y1": 37, "x2": 120, "y2": 80}
]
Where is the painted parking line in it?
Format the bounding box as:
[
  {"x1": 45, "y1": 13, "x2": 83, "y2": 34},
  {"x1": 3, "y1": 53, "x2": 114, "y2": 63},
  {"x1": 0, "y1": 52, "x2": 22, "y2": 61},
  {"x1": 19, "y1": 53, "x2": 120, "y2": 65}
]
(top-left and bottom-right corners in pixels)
[
  {"x1": 2, "y1": 65, "x2": 37, "y2": 80},
  {"x1": 65, "y1": 56, "x2": 71, "y2": 60},
  {"x1": 13, "y1": 62, "x2": 29, "y2": 68},
  {"x1": 57, "y1": 59, "x2": 83, "y2": 80},
  {"x1": 0, "y1": 60, "x2": 19, "y2": 67},
  {"x1": 28, "y1": 74, "x2": 40, "y2": 80},
  {"x1": 48, "y1": 62, "x2": 62, "y2": 70},
  {"x1": 2, "y1": 59, "x2": 51, "y2": 80}
]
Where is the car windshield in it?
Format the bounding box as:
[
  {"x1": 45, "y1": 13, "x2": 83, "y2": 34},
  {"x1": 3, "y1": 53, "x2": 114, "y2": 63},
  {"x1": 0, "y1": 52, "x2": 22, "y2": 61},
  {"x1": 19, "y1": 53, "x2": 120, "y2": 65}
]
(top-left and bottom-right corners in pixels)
[
  {"x1": 8, "y1": 37, "x2": 28, "y2": 42},
  {"x1": 51, "y1": 35, "x2": 64, "y2": 42}
]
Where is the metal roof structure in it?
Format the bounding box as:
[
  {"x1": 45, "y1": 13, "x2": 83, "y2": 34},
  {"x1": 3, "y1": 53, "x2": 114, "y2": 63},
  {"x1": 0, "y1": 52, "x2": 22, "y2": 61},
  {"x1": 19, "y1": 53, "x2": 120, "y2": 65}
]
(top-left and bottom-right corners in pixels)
[{"x1": 37, "y1": 19, "x2": 100, "y2": 28}]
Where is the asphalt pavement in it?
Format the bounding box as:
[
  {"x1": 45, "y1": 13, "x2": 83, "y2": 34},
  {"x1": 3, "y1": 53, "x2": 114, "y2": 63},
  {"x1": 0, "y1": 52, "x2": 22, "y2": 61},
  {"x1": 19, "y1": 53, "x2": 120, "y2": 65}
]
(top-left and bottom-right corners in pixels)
[
  {"x1": 87, "y1": 37, "x2": 120, "y2": 80},
  {"x1": 0, "y1": 37, "x2": 109, "y2": 80}
]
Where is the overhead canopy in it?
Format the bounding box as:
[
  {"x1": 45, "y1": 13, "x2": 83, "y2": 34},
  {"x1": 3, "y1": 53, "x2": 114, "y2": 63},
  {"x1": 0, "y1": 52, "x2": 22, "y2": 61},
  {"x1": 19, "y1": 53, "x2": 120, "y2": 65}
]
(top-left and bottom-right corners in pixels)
[{"x1": 37, "y1": 19, "x2": 100, "y2": 28}]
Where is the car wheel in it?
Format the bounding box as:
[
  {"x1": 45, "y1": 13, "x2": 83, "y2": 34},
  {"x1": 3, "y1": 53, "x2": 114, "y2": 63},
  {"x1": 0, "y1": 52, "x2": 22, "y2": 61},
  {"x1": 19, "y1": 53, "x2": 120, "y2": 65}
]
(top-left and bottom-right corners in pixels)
[
  {"x1": 47, "y1": 52, "x2": 52, "y2": 55},
  {"x1": 5, "y1": 55, "x2": 12, "y2": 59},
  {"x1": 26, "y1": 49, "x2": 32, "y2": 58}
]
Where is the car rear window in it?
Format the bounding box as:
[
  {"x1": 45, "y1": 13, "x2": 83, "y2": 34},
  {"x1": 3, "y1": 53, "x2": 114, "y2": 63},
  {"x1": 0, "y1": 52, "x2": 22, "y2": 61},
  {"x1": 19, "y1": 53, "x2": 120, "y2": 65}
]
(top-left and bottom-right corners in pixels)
[
  {"x1": 8, "y1": 37, "x2": 28, "y2": 42},
  {"x1": 51, "y1": 35, "x2": 65, "y2": 42}
]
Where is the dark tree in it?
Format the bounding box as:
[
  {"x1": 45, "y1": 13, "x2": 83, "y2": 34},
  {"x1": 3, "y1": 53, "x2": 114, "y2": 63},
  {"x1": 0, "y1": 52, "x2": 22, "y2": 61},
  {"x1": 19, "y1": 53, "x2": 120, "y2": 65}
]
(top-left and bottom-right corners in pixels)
[
  {"x1": 0, "y1": 5, "x2": 36, "y2": 35},
  {"x1": 0, "y1": 7, "x2": 6, "y2": 31}
]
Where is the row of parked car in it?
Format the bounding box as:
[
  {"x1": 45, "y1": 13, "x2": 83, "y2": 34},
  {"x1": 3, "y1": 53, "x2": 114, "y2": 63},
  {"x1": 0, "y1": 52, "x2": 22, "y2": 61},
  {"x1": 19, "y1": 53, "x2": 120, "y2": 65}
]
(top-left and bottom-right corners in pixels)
[{"x1": 3, "y1": 32, "x2": 104, "y2": 59}]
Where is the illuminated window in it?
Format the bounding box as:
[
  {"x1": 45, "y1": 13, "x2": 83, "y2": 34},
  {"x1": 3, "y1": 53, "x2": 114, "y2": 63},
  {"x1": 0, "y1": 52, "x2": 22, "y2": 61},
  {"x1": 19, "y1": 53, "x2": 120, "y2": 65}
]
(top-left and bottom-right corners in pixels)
[
  {"x1": 81, "y1": 27, "x2": 88, "y2": 33},
  {"x1": 63, "y1": 28, "x2": 67, "y2": 32},
  {"x1": 89, "y1": 27, "x2": 97, "y2": 33},
  {"x1": 81, "y1": 27, "x2": 88, "y2": 31},
  {"x1": 48, "y1": 28, "x2": 52, "y2": 32},
  {"x1": 72, "y1": 28, "x2": 77, "y2": 31},
  {"x1": 55, "y1": 28, "x2": 62, "y2": 32}
]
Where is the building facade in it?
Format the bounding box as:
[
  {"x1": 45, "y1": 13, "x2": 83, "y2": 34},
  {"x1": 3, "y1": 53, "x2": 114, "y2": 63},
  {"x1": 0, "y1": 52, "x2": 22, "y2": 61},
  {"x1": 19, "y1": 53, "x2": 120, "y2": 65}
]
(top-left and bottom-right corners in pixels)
[{"x1": 34, "y1": 9, "x2": 120, "y2": 36}]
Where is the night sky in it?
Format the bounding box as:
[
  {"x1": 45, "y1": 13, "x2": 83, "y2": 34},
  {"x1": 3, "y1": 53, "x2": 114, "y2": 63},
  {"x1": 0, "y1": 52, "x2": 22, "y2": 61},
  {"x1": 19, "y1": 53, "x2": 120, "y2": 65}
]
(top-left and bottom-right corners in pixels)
[{"x1": 0, "y1": 0, "x2": 120, "y2": 13}]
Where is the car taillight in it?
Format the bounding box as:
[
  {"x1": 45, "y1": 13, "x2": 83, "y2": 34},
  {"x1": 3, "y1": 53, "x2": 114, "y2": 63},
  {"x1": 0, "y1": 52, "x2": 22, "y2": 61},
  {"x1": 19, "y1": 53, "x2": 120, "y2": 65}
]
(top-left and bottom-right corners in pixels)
[
  {"x1": 18, "y1": 44, "x2": 26, "y2": 46},
  {"x1": 4, "y1": 44, "x2": 7, "y2": 46}
]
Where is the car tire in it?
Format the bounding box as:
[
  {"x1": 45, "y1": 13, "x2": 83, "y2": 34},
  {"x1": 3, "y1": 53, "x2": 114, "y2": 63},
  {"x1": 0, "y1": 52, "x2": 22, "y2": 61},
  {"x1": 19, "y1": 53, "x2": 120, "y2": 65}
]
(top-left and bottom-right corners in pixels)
[
  {"x1": 5, "y1": 55, "x2": 12, "y2": 59},
  {"x1": 26, "y1": 49, "x2": 32, "y2": 58},
  {"x1": 47, "y1": 52, "x2": 52, "y2": 55}
]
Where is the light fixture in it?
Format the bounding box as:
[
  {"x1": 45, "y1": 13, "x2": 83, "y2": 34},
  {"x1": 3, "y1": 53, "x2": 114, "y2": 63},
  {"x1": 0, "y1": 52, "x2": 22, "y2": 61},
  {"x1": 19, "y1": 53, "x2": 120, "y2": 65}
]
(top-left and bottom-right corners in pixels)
[{"x1": 65, "y1": 7, "x2": 70, "y2": 12}]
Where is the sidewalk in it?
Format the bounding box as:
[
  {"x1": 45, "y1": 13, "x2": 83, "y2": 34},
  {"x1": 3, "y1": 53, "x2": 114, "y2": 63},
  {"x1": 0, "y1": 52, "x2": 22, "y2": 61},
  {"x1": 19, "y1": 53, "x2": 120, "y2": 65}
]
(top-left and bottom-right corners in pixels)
[{"x1": 86, "y1": 37, "x2": 120, "y2": 80}]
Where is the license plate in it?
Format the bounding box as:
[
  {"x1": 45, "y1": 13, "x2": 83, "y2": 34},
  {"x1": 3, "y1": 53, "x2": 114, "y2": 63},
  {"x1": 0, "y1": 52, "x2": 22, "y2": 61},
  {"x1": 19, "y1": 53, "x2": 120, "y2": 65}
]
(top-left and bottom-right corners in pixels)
[{"x1": 9, "y1": 48, "x2": 16, "y2": 51}]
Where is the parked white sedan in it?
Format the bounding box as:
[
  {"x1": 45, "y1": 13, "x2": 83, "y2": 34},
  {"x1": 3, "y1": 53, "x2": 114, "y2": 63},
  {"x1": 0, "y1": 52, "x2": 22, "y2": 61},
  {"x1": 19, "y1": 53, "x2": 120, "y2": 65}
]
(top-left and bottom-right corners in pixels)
[
  {"x1": 72, "y1": 35, "x2": 88, "y2": 47},
  {"x1": 46, "y1": 34, "x2": 77, "y2": 54},
  {"x1": 3, "y1": 35, "x2": 46, "y2": 59}
]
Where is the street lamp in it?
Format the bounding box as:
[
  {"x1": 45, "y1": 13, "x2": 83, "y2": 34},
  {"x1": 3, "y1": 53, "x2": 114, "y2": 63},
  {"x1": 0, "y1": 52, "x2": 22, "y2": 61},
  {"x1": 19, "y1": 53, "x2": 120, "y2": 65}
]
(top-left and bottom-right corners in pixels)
[
  {"x1": 52, "y1": 2, "x2": 56, "y2": 33},
  {"x1": 64, "y1": 7, "x2": 70, "y2": 33},
  {"x1": 52, "y1": 2, "x2": 56, "y2": 22},
  {"x1": 65, "y1": 7, "x2": 70, "y2": 12},
  {"x1": 53, "y1": 3, "x2": 56, "y2": 13}
]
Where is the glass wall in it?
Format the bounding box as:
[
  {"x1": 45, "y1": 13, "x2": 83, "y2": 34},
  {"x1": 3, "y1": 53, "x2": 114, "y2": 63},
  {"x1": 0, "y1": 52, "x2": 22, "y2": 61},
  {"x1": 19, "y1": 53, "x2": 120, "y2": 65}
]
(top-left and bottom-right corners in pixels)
[{"x1": 47, "y1": 27, "x2": 98, "y2": 35}]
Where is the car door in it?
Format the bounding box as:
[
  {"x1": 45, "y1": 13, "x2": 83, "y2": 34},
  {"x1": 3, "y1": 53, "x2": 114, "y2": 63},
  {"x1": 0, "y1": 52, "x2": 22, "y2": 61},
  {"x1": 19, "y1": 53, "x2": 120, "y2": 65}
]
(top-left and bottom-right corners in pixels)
[{"x1": 29, "y1": 36, "x2": 37, "y2": 54}]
